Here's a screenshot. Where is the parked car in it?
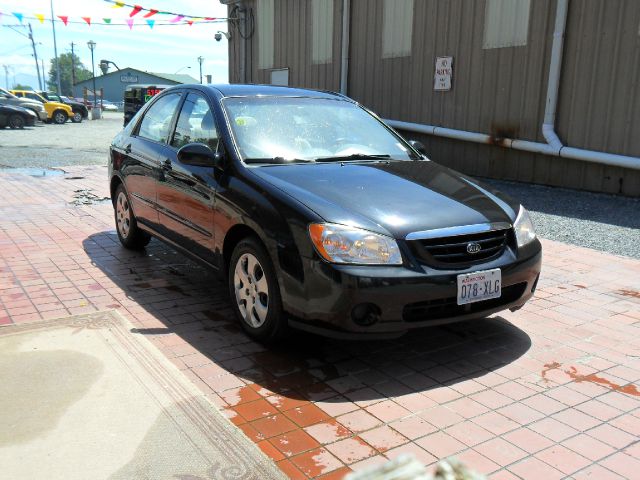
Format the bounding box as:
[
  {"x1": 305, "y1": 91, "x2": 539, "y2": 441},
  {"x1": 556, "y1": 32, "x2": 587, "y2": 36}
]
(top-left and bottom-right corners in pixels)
[
  {"x1": 109, "y1": 85, "x2": 542, "y2": 342},
  {"x1": 39, "y1": 92, "x2": 88, "y2": 123},
  {"x1": 101, "y1": 100, "x2": 119, "y2": 112},
  {"x1": 10, "y1": 90, "x2": 72, "y2": 124},
  {"x1": 0, "y1": 87, "x2": 46, "y2": 121},
  {"x1": 0, "y1": 104, "x2": 37, "y2": 129}
]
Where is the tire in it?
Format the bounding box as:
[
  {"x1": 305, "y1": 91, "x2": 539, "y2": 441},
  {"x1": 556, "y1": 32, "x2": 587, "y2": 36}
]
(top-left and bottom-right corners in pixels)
[
  {"x1": 8, "y1": 114, "x2": 25, "y2": 129},
  {"x1": 229, "y1": 236, "x2": 288, "y2": 343},
  {"x1": 71, "y1": 111, "x2": 83, "y2": 123},
  {"x1": 52, "y1": 110, "x2": 68, "y2": 124},
  {"x1": 113, "y1": 184, "x2": 151, "y2": 250}
]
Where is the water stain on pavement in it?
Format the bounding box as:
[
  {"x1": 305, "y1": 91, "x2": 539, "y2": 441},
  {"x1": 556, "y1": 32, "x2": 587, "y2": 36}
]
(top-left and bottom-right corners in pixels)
[
  {"x1": 541, "y1": 361, "x2": 640, "y2": 396},
  {"x1": 0, "y1": 335, "x2": 103, "y2": 446},
  {"x1": 70, "y1": 189, "x2": 110, "y2": 206}
]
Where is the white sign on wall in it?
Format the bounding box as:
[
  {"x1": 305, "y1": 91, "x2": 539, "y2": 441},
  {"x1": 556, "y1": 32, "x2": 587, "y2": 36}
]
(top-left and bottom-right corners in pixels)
[
  {"x1": 120, "y1": 74, "x2": 139, "y2": 83},
  {"x1": 434, "y1": 56, "x2": 453, "y2": 91}
]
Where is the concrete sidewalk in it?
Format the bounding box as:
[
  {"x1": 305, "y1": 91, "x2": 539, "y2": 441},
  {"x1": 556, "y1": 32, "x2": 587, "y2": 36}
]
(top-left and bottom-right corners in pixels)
[{"x1": 0, "y1": 166, "x2": 639, "y2": 479}]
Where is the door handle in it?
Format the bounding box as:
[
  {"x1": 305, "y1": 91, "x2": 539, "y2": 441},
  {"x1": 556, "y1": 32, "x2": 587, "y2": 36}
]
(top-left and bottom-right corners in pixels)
[
  {"x1": 124, "y1": 144, "x2": 132, "y2": 154},
  {"x1": 162, "y1": 158, "x2": 172, "y2": 170}
]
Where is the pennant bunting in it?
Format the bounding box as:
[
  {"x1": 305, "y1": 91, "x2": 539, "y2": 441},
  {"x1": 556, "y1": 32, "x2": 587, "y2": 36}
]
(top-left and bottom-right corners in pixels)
[
  {"x1": 130, "y1": 5, "x2": 142, "y2": 17},
  {"x1": 35, "y1": 13, "x2": 45, "y2": 24},
  {"x1": 58, "y1": 15, "x2": 68, "y2": 25},
  {"x1": 103, "y1": 18, "x2": 112, "y2": 23},
  {"x1": 143, "y1": 9, "x2": 158, "y2": 18},
  {"x1": 126, "y1": 18, "x2": 134, "y2": 29},
  {"x1": 82, "y1": 16, "x2": 91, "y2": 25},
  {"x1": 186, "y1": 20, "x2": 193, "y2": 26},
  {"x1": 113, "y1": 1, "x2": 124, "y2": 8},
  {"x1": 205, "y1": 17, "x2": 216, "y2": 21},
  {"x1": 146, "y1": 19, "x2": 155, "y2": 29},
  {"x1": 12, "y1": 12, "x2": 23, "y2": 23},
  {"x1": 170, "y1": 15, "x2": 184, "y2": 23}
]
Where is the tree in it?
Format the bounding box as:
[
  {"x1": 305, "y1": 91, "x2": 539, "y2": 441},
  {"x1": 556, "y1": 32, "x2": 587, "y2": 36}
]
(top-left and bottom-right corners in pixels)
[
  {"x1": 47, "y1": 52, "x2": 92, "y2": 96},
  {"x1": 12, "y1": 83, "x2": 34, "y2": 91}
]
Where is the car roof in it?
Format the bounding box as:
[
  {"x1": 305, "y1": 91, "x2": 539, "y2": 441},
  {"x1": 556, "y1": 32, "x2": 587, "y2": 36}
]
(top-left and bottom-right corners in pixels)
[{"x1": 183, "y1": 84, "x2": 347, "y2": 100}]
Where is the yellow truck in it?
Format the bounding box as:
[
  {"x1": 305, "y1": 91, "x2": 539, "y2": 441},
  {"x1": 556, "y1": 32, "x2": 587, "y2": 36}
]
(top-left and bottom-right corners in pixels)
[{"x1": 10, "y1": 90, "x2": 73, "y2": 124}]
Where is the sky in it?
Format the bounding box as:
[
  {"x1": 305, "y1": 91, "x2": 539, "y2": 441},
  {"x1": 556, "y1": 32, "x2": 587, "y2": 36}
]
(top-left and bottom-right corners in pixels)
[{"x1": 0, "y1": 0, "x2": 230, "y2": 90}]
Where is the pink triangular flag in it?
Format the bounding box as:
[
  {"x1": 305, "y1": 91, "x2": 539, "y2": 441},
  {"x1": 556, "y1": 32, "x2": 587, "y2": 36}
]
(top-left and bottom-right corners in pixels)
[
  {"x1": 58, "y1": 15, "x2": 68, "y2": 25},
  {"x1": 82, "y1": 16, "x2": 91, "y2": 25},
  {"x1": 126, "y1": 18, "x2": 134, "y2": 29}
]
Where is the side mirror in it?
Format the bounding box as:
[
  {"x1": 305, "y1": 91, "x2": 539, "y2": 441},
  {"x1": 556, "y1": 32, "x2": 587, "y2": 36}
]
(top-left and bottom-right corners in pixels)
[
  {"x1": 177, "y1": 143, "x2": 223, "y2": 169},
  {"x1": 408, "y1": 140, "x2": 428, "y2": 155}
]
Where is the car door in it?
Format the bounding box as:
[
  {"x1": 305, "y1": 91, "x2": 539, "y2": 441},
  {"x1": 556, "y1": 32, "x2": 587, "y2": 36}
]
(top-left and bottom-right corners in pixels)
[
  {"x1": 155, "y1": 91, "x2": 219, "y2": 265},
  {"x1": 123, "y1": 91, "x2": 182, "y2": 231}
]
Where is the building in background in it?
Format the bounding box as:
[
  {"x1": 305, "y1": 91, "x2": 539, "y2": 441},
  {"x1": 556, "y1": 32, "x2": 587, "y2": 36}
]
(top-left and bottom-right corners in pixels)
[
  {"x1": 222, "y1": 0, "x2": 640, "y2": 196},
  {"x1": 73, "y1": 68, "x2": 198, "y2": 103}
]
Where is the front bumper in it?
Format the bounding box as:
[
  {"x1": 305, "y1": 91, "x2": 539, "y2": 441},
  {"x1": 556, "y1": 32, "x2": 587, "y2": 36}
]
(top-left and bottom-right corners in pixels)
[
  {"x1": 35, "y1": 110, "x2": 47, "y2": 121},
  {"x1": 283, "y1": 241, "x2": 542, "y2": 339}
]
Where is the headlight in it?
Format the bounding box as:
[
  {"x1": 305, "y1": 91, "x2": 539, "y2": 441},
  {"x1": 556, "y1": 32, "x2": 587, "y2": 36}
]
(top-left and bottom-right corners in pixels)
[
  {"x1": 309, "y1": 223, "x2": 402, "y2": 265},
  {"x1": 514, "y1": 206, "x2": 536, "y2": 247}
]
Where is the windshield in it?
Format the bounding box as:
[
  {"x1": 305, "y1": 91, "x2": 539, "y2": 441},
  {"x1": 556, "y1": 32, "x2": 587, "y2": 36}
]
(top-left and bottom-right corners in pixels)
[{"x1": 223, "y1": 97, "x2": 417, "y2": 163}]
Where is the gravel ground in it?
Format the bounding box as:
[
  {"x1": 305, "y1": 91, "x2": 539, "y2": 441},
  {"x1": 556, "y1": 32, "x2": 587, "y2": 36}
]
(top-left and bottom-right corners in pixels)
[
  {"x1": 486, "y1": 179, "x2": 640, "y2": 259},
  {"x1": 0, "y1": 117, "x2": 637, "y2": 259},
  {"x1": 0, "y1": 111, "x2": 123, "y2": 168}
]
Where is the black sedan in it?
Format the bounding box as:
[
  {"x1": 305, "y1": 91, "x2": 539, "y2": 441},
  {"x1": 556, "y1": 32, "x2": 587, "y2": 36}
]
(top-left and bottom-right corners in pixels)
[
  {"x1": 0, "y1": 104, "x2": 36, "y2": 129},
  {"x1": 109, "y1": 85, "x2": 541, "y2": 342}
]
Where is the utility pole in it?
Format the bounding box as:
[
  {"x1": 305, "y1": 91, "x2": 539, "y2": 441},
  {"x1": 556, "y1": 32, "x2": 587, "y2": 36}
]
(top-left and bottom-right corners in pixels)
[
  {"x1": 2, "y1": 65, "x2": 8, "y2": 89},
  {"x1": 197, "y1": 56, "x2": 204, "y2": 84},
  {"x1": 28, "y1": 23, "x2": 43, "y2": 90},
  {"x1": 41, "y1": 59, "x2": 46, "y2": 89},
  {"x1": 50, "y1": 0, "x2": 62, "y2": 93},
  {"x1": 70, "y1": 42, "x2": 76, "y2": 87}
]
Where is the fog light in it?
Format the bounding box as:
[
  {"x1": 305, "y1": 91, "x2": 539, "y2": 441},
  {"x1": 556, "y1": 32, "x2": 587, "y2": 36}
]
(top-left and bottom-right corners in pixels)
[{"x1": 351, "y1": 303, "x2": 381, "y2": 326}]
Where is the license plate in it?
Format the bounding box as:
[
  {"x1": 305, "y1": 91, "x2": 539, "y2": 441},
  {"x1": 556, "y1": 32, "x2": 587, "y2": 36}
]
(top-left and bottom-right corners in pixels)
[{"x1": 457, "y1": 269, "x2": 501, "y2": 305}]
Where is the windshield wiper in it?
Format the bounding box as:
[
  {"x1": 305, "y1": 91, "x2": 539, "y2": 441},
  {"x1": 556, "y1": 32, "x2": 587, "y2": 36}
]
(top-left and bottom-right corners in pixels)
[
  {"x1": 314, "y1": 154, "x2": 391, "y2": 163},
  {"x1": 244, "y1": 157, "x2": 316, "y2": 165}
]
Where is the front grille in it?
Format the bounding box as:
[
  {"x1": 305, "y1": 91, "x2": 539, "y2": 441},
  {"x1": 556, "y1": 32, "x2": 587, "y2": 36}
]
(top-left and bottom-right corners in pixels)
[
  {"x1": 410, "y1": 229, "x2": 510, "y2": 267},
  {"x1": 403, "y1": 282, "x2": 527, "y2": 322}
]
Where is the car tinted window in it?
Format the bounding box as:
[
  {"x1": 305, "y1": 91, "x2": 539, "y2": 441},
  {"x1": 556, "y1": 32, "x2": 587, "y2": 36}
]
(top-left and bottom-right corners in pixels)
[
  {"x1": 25, "y1": 93, "x2": 43, "y2": 102},
  {"x1": 137, "y1": 93, "x2": 181, "y2": 144},
  {"x1": 171, "y1": 93, "x2": 218, "y2": 151}
]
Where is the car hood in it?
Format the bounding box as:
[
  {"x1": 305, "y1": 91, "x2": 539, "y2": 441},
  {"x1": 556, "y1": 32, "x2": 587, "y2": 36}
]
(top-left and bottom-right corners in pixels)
[{"x1": 250, "y1": 160, "x2": 519, "y2": 239}]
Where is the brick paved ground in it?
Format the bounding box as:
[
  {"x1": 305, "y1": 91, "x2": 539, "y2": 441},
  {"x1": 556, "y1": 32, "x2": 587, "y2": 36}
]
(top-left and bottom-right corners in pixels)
[{"x1": 1, "y1": 166, "x2": 639, "y2": 479}]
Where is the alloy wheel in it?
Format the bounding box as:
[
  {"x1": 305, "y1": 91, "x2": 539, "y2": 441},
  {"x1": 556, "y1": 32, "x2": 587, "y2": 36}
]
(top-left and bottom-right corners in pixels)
[
  {"x1": 54, "y1": 112, "x2": 66, "y2": 124},
  {"x1": 116, "y1": 191, "x2": 131, "y2": 239},
  {"x1": 234, "y1": 253, "x2": 269, "y2": 328}
]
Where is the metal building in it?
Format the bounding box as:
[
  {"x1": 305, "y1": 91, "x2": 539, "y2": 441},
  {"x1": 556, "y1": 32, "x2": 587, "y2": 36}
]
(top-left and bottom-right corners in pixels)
[
  {"x1": 73, "y1": 68, "x2": 198, "y2": 103},
  {"x1": 222, "y1": 0, "x2": 640, "y2": 196}
]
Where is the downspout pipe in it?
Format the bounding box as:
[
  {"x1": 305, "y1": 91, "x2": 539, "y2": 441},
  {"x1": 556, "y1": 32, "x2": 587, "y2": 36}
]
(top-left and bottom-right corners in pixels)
[
  {"x1": 340, "y1": 0, "x2": 350, "y2": 95},
  {"x1": 542, "y1": 0, "x2": 569, "y2": 151},
  {"x1": 384, "y1": 0, "x2": 640, "y2": 171}
]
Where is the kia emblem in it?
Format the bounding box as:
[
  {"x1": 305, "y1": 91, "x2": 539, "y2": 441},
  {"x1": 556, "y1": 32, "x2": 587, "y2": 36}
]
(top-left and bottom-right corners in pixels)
[{"x1": 467, "y1": 242, "x2": 481, "y2": 254}]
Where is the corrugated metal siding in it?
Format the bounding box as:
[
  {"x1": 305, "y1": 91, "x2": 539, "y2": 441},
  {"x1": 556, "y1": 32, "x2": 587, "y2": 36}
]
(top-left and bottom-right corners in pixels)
[{"x1": 226, "y1": 0, "x2": 640, "y2": 196}]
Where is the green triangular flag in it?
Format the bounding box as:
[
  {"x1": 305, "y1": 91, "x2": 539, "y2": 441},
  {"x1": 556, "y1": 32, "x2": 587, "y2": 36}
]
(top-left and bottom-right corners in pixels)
[{"x1": 103, "y1": 18, "x2": 112, "y2": 24}]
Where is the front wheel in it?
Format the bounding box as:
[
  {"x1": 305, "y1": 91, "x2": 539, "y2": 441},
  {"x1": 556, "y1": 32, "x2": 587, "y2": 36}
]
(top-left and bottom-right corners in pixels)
[
  {"x1": 71, "y1": 111, "x2": 83, "y2": 123},
  {"x1": 52, "y1": 110, "x2": 68, "y2": 124},
  {"x1": 229, "y1": 237, "x2": 288, "y2": 343},
  {"x1": 8, "y1": 114, "x2": 25, "y2": 129},
  {"x1": 113, "y1": 184, "x2": 151, "y2": 250}
]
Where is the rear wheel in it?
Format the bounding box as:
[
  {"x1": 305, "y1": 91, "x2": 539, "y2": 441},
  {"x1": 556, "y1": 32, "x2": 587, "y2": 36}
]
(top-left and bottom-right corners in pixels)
[
  {"x1": 229, "y1": 237, "x2": 288, "y2": 343},
  {"x1": 8, "y1": 114, "x2": 25, "y2": 129},
  {"x1": 52, "y1": 110, "x2": 68, "y2": 124},
  {"x1": 114, "y1": 184, "x2": 151, "y2": 250},
  {"x1": 71, "y1": 111, "x2": 82, "y2": 123}
]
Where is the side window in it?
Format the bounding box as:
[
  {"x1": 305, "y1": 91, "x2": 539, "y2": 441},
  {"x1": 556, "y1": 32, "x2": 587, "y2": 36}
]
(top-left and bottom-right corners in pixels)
[
  {"x1": 137, "y1": 93, "x2": 181, "y2": 144},
  {"x1": 26, "y1": 93, "x2": 42, "y2": 102},
  {"x1": 171, "y1": 93, "x2": 219, "y2": 152}
]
